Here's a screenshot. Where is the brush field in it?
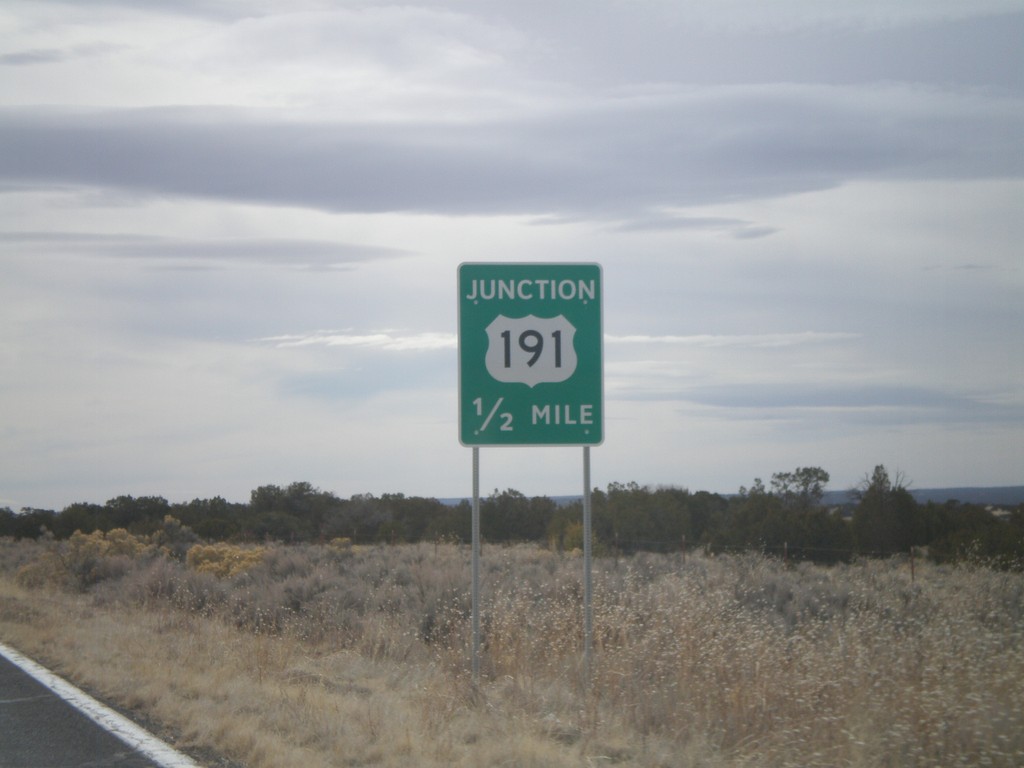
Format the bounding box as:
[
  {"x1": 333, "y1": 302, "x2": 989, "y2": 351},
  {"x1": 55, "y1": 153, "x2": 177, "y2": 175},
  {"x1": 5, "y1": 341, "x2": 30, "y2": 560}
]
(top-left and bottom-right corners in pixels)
[{"x1": 1, "y1": 535, "x2": 1022, "y2": 767}]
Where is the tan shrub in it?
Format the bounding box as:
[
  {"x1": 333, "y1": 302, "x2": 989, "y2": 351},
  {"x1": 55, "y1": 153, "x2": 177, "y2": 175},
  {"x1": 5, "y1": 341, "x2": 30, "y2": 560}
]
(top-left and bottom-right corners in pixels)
[{"x1": 14, "y1": 555, "x2": 56, "y2": 589}]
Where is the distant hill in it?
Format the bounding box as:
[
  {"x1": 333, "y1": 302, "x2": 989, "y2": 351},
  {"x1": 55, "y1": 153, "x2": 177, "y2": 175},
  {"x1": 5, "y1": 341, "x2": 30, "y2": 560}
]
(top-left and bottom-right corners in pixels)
[
  {"x1": 822, "y1": 486, "x2": 1024, "y2": 507},
  {"x1": 438, "y1": 494, "x2": 582, "y2": 507},
  {"x1": 444, "y1": 487, "x2": 1024, "y2": 508}
]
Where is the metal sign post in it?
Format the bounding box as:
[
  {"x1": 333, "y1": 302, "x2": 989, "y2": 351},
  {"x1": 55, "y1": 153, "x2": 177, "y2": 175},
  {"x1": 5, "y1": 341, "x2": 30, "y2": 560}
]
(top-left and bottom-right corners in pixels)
[
  {"x1": 458, "y1": 262, "x2": 603, "y2": 684},
  {"x1": 472, "y1": 447, "x2": 481, "y2": 682},
  {"x1": 583, "y1": 446, "x2": 593, "y2": 680}
]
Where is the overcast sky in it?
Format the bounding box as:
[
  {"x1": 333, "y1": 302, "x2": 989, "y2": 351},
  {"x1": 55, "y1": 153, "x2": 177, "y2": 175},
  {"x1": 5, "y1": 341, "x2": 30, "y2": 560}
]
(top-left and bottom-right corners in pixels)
[{"x1": 2, "y1": 0, "x2": 1022, "y2": 511}]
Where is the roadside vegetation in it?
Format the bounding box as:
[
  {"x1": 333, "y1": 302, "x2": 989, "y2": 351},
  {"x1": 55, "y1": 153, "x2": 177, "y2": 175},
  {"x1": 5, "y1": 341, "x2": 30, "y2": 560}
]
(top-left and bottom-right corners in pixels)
[
  {"x1": 2, "y1": 532, "x2": 1023, "y2": 767},
  {"x1": 2, "y1": 465, "x2": 1022, "y2": 765},
  {"x1": 3, "y1": 465, "x2": 1023, "y2": 568}
]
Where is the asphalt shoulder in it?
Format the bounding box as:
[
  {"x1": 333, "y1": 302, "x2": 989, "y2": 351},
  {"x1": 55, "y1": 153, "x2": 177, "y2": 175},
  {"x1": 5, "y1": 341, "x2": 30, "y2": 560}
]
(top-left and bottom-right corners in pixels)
[{"x1": 0, "y1": 644, "x2": 211, "y2": 768}]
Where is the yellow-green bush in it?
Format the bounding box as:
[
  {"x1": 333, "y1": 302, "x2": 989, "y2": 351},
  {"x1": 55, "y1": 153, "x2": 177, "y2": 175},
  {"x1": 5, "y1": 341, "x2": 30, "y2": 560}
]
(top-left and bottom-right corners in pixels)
[
  {"x1": 16, "y1": 528, "x2": 152, "y2": 590},
  {"x1": 70, "y1": 528, "x2": 151, "y2": 559},
  {"x1": 186, "y1": 543, "x2": 265, "y2": 578}
]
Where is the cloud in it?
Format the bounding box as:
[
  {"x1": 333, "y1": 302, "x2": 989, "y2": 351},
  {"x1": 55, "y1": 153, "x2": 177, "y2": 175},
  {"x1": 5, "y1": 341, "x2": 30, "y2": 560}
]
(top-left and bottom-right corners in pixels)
[
  {"x1": 260, "y1": 329, "x2": 860, "y2": 364},
  {"x1": 607, "y1": 368, "x2": 1024, "y2": 427},
  {"x1": 677, "y1": 383, "x2": 1024, "y2": 427},
  {"x1": 207, "y1": 6, "x2": 520, "y2": 74},
  {"x1": 0, "y1": 43, "x2": 127, "y2": 66},
  {"x1": 259, "y1": 330, "x2": 457, "y2": 352},
  {"x1": 607, "y1": 332, "x2": 860, "y2": 348},
  {"x1": 608, "y1": 213, "x2": 779, "y2": 239},
  {"x1": 1, "y1": 48, "x2": 75, "y2": 66},
  {"x1": 0, "y1": 231, "x2": 405, "y2": 269},
  {"x1": 1, "y1": 81, "x2": 1020, "y2": 219},
  {"x1": 545, "y1": 7, "x2": 1024, "y2": 92}
]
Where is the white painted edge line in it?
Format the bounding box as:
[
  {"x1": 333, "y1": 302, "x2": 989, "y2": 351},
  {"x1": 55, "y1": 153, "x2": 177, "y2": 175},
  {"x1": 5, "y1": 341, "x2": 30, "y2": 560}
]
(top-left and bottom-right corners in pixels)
[{"x1": 0, "y1": 641, "x2": 201, "y2": 768}]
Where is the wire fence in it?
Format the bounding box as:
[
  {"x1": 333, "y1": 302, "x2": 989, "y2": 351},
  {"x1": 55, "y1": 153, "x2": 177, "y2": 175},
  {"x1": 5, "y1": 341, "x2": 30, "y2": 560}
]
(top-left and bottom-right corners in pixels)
[{"x1": 601, "y1": 535, "x2": 925, "y2": 563}]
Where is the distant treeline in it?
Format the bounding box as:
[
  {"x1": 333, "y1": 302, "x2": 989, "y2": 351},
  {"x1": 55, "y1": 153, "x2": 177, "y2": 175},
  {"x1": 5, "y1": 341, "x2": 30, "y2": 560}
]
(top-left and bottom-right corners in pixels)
[{"x1": 3, "y1": 466, "x2": 1022, "y2": 568}]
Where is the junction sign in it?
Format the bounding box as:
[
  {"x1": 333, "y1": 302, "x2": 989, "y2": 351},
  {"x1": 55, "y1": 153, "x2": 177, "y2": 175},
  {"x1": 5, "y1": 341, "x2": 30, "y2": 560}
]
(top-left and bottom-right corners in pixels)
[{"x1": 458, "y1": 262, "x2": 603, "y2": 446}]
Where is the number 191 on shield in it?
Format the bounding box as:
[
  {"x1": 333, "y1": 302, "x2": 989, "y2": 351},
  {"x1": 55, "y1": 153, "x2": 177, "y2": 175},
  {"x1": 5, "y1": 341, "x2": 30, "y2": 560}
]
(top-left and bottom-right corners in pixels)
[{"x1": 484, "y1": 314, "x2": 578, "y2": 389}]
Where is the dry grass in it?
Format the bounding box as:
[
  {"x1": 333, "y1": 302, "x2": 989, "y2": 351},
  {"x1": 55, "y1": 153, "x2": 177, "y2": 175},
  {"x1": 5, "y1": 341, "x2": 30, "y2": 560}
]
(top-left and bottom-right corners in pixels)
[{"x1": 1, "y1": 538, "x2": 1022, "y2": 767}]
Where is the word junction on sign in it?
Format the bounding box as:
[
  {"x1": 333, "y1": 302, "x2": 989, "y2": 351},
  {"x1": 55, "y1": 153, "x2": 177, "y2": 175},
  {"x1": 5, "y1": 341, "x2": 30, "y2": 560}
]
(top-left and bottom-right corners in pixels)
[
  {"x1": 464, "y1": 278, "x2": 597, "y2": 303},
  {"x1": 458, "y1": 263, "x2": 603, "y2": 446}
]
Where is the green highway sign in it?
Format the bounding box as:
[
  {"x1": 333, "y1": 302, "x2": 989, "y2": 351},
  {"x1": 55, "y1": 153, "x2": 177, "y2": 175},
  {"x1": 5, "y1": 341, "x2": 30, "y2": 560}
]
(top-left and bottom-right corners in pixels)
[{"x1": 459, "y1": 262, "x2": 603, "y2": 446}]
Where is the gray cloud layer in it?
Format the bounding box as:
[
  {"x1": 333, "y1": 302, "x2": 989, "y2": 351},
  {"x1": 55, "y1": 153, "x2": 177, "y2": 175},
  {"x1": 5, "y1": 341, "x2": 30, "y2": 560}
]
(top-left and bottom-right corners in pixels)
[
  {"x1": 3, "y1": 81, "x2": 1021, "y2": 219},
  {"x1": 0, "y1": 231, "x2": 406, "y2": 269}
]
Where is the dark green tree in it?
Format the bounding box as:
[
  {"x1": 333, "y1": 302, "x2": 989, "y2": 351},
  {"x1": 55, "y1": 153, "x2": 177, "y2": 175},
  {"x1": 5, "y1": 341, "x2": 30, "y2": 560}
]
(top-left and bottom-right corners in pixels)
[
  {"x1": 603, "y1": 481, "x2": 658, "y2": 550},
  {"x1": 708, "y1": 468, "x2": 850, "y2": 562},
  {"x1": 53, "y1": 502, "x2": 105, "y2": 538},
  {"x1": 322, "y1": 493, "x2": 390, "y2": 542},
  {"x1": 771, "y1": 467, "x2": 830, "y2": 513},
  {"x1": 102, "y1": 496, "x2": 171, "y2": 535},
  {"x1": 422, "y1": 499, "x2": 472, "y2": 543},
  {"x1": 247, "y1": 482, "x2": 346, "y2": 541},
  {"x1": 851, "y1": 465, "x2": 922, "y2": 555},
  {"x1": 926, "y1": 502, "x2": 1024, "y2": 569},
  {"x1": 0, "y1": 507, "x2": 56, "y2": 539},
  {"x1": 710, "y1": 478, "x2": 782, "y2": 552},
  {"x1": 481, "y1": 489, "x2": 551, "y2": 542},
  {"x1": 172, "y1": 496, "x2": 245, "y2": 540},
  {"x1": 688, "y1": 490, "x2": 729, "y2": 544}
]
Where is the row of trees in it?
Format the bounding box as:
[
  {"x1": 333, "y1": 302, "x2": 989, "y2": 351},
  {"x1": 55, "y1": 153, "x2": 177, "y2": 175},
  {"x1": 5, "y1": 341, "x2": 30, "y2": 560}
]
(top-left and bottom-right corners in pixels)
[{"x1": 2, "y1": 467, "x2": 1022, "y2": 568}]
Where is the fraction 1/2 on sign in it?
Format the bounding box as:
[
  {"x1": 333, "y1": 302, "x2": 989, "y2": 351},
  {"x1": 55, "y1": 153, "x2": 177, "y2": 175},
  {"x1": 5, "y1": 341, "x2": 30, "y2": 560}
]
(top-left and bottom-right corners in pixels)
[{"x1": 472, "y1": 396, "x2": 511, "y2": 434}]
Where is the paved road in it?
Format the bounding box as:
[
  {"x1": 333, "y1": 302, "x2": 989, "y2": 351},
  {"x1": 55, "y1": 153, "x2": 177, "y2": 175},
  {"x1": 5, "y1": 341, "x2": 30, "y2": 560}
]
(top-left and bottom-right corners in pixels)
[{"x1": 0, "y1": 648, "x2": 190, "y2": 768}]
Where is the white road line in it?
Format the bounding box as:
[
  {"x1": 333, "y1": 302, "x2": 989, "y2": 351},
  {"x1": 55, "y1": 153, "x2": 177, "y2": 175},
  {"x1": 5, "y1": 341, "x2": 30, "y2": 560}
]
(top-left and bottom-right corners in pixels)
[{"x1": 0, "y1": 641, "x2": 202, "y2": 768}]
